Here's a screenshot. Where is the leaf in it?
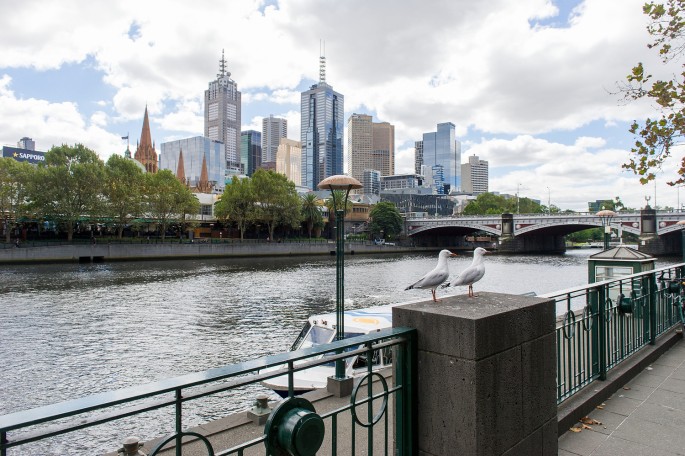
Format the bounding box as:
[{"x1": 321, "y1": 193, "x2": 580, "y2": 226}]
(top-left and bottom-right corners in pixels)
[
  {"x1": 582, "y1": 423, "x2": 593, "y2": 430},
  {"x1": 569, "y1": 426, "x2": 582, "y2": 433},
  {"x1": 580, "y1": 417, "x2": 603, "y2": 425}
]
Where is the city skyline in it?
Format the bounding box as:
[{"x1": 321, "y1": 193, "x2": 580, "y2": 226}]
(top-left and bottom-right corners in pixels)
[{"x1": 0, "y1": 0, "x2": 680, "y2": 210}]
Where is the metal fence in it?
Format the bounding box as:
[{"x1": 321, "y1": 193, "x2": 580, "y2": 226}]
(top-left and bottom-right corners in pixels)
[
  {"x1": 0, "y1": 327, "x2": 417, "y2": 456},
  {"x1": 542, "y1": 263, "x2": 685, "y2": 404}
]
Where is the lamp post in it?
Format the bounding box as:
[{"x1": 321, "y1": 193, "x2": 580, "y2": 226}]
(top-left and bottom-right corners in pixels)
[
  {"x1": 547, "y1": 187, "x2": 551, "y2": 214},
  {"x1": 596, "y1": 209, "x2": 617, "y2": 251},
  {"x1": 318, "y1": 175, "x2": 363, "y2": 383},
  {"x1": 677, "y1": 220, "x2": 685, "y2": 262}
]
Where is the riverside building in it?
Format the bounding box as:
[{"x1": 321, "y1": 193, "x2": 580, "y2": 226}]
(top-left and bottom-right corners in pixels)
[
  {"x1": 262, "y1": 115, "x2": 287, "y2": 167},
  {"x1": 347, "y1": 114, "x2": 395, "y2": 190},
  {"x1": 461, "y1": 154, "x2": 489, "y2": 195},
  {"x1": 159, "y1": 137, "x2": 226, "y2": 193},
  {"x1": 420, "y1": 122, "x2": 461, "y2": 195}
]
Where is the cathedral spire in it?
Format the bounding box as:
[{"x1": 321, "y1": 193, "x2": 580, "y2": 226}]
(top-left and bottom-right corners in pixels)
[
  {"x1": 176, "y1": 149, "x2": 186, "y2": 184},
  {"x1": 134, "y1": 105, "x2": 158, "y2": 173},
  {"x1": 196, "y1": 153, "x2": 212, "y2": 193}
]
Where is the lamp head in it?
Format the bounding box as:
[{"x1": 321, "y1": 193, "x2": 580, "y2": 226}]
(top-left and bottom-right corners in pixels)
[{"x1": 317, "y1": 175, "x2": 363, "y2": 191}]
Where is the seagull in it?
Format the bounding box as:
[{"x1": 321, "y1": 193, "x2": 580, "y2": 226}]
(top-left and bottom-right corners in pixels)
[
  {"x1": 443, "y1": 247, "x2": 489, "y2": 297},
  {"x1": 405, "y1": 249, "x2": 457, "y2": 302}
]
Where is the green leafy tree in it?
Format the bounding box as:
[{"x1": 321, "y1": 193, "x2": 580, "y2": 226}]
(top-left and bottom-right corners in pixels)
[
  {"x1": 0, "y1": 158, "x2": 34, "y2": 243},
  {"x1": 301, "y1": 192, "x2": 323, "y2": 238},
  {"x1": 103, "y1": 155, "x2": 145, "y2": 238},
  {"x1": 369, "y1": 202, "x2": 403, "y2": 240},
  {"x1": 251, "y1": 169, "x2": 302, "y2": 240},
  {"x1": 144, "y1": 169, "x2": 197, "y2": 240},
  {"x1": 623, "y1": 0, "x2": 685, "y2": 185},
  {"x1": 215, "y1": 176, "x2": 255, "y2": 240},
  {"x1": 463, "y1": 192, "x2": 545, "y2": 215},
  {"x1": 29, "y1": 144, "x2": 105, "y2": 241}
]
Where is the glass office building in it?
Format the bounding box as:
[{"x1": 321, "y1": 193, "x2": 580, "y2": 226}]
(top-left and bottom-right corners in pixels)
[
  {"x1": 422, "y1": 122, "x2": 461, "y2": 194},
  {"x1": 160, "y1": 136, "x2": 226, "y2": 193},
  {"x1": 300, "y1": 56, "x2": 344, "y2": 190},
  {"x1": 240, "y1": 130, "x2": 262, "y2": 176}
]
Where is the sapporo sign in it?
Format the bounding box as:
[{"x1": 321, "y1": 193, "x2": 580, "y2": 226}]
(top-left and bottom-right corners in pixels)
[{"x1": 2, "y1": 146, "x2": 46, "y2": 165}]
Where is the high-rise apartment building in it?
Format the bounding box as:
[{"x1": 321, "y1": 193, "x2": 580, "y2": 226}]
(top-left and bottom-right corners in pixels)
[
  {"x1": 276, "y1": 138, "x2": 302, "y2": 185},
  {"x1": 159, "y1": 136, "x2": 226, "y2": 193},
  {"x1": 240, "y1": 130, "x2": 262, "y2": 176},
  {"x1": 262, "y1": 115, "x2": 287, "y2": 166},
  {"x1": 347, "y1": 114, "x2": 395, "y2": 188},
  {"x1": 204, "y1": 50, "x2": 241, "y2": 174},
  {"x1": 17, "y1": 137, "x2": 35, "y2": 151},
  {"x1": 461, "y1": 154, "x2": 489, "y2": 195},
  {"x1": 414, "y1": 141, "x2": 423, "y2": 175},
  {"x1": 421, "y1": 122, "x2": 461, "y2": 195},
  {"x1": 362, "y1": 169, "x2": 381, "y2": 196},
  {"x1": 301, "y1": 54, "x2": 344, "y2": 190}
]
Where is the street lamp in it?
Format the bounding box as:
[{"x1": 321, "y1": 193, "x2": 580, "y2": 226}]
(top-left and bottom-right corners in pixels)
[
  {"x1": 596, "y1": 209, "x2": 617, "y2": 251},
  {"x1": 547, "y1": 187, "x2": 551, "y2": 214},
  {"x1": 677, "y1": 220, "x2": 685, "y2": 262},
  {"x1": 318, "y1": 175, "x2": 363, "y2": 385}
]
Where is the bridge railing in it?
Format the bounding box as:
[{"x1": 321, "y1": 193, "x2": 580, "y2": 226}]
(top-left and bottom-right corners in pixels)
[
  {"x1": 541, "y1": 263, "x2": 685, "y2": 403},
  {"x1": 0, "y1": 328, "x2": 417, "y2": 456}
]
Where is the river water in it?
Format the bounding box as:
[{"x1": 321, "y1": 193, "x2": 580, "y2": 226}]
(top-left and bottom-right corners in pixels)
[{"x1": 0, "y1": 249, "x2": 678, "y2": 454}]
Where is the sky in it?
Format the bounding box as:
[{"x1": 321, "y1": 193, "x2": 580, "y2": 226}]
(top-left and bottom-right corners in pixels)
[{"x1": 0, "y1": 0, "x2": 682, "y2": 212}]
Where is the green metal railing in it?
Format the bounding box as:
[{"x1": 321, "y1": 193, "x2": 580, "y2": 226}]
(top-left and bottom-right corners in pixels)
[
  {"x1": 543, "y1": 263, "x2": 685, "y2": 404},
  {"x1": 0, "y1": 327, "x2": 417, "y2": 455}
]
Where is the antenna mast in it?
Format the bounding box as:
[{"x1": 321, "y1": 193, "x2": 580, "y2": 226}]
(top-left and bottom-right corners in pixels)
[{"x1": 319, "y1": 39, "x2": 326, "y2": 84}]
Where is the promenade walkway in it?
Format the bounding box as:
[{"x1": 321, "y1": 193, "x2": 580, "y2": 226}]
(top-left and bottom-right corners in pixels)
[{"x1": 559, "y1": 337, "x2": 685, "y2": 455}]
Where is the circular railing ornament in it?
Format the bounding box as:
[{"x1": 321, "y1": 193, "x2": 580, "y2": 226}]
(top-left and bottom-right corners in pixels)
[{"x1": 350, "y1": 372, "x2": 390, "y2": 427}]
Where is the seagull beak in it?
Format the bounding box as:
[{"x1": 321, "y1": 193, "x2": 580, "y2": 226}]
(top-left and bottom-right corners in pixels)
[{"x1": 450, "y1": 252, "x2": 458, "y2": 257}]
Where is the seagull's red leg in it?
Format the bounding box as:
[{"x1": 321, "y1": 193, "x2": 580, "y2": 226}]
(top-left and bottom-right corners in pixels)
[
  {"x1": 468, "y1": 285, "x2": 474, "y2": 297},
  {"x1": 431, "y1": 289, "x2": 437, "y2": 302}
]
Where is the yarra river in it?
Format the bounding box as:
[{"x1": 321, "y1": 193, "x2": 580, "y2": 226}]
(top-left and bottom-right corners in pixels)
[{"x1": 0, "y1": 249, "x2": 680, "y2": 454}]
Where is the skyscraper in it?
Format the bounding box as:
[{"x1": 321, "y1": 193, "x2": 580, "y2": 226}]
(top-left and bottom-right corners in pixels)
[
  {"x1": 461, "y1": 154, "x2": 489, "y2": 195},
  {"x1": 205, "y1": 50, "x2": 241, "y2": 174},
  {"x1": 421, "y1": 122, "x2": 461, "y2": 194},
  {"x1": 240, "y1": 130, "x2": 262, "y2": 176},
  {"x1": 262, "y1": 115, "x2": 287, "y2": 166},
  {"x1": 300, "y1": 53, "x2": 344, "y2": 190},
  {"x1": 414, "y1": 140, "x2": 423, "y2": 175},
  {"x1": 276, "y1": 138, "x2": 302, "y2": 185},
  {"x1": 347, "y1": 114, "x2": 395, "y2": 188}
]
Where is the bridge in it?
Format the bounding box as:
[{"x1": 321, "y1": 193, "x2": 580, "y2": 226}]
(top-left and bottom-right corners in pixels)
[{"x1": 405, "y1": 208, "x2": 685, "y2": 255}]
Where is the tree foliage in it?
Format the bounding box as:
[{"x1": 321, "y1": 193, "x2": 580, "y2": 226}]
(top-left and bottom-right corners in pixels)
[
  {"x1": 144, "y1": 169, "x2": 198, "y2": 240},
  {"x1": 103, "y1": 155, "x2": 145, "y2": 238},
  {"x1": 29, "y1": 144, "x2": 105, "y2": 241},
  {"x1": 369, "y1": 201, "x2": 403, "y2": 240},
  {"x1": 0, "y1": 158, "x2": 33, "y2": 242},
  {"x1": 623, "y1": 0, "x2": 685, "y2": 185},
  {"x1": 462, "y1": 192, "x2": 545, "y2": 215},
  {"x1": 301, "y1": 192, "x2": 323, "y2": 238},
  {"x1": 251, "y1": 169, "x2": 302, "y2": 239},
  {"x1": 215, "y1": 176, "x2": 255, "y2": 240}
]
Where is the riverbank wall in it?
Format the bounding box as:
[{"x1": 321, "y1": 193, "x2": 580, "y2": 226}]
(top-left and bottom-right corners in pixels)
[{"x1": 0, "y1": 241, "x2": 435, "y2": 264}]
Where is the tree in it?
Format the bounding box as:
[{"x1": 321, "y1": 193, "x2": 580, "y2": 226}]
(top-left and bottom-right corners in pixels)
[
  {"x1": 369, "y1": 202, "x2": 403, "y2": 240},
  {"x1": 215, "y1": 176, "x2": 255, "y2": 240},
  {"x1": 0, "y1": 158, "x2": 33, "y2": 243},
  {"x1": 463, "y1": 192, "x2": 546, "y2": 215},
  {"x1": 251, "y1": 169, "x2": 302, "y2": 240},
  {"x1": 103, "y1": 155, "x2": 145, "y2": 238},
  {"x1": 29, "y1": 144, "x2": 105, "y2": 241},
  {"x1": 301, "y1": 193, "x2": 323, "y2": 238},
  {"x1": 144, "y1": 169, "x2": 197, "y2": 240},
  {"x1": 623, "y1": 0, "x2": 685, "y2": 185}
]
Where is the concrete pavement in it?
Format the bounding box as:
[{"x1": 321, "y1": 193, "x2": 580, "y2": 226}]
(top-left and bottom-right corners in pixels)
[{"x1": 558, "y1": 337, "x2": 685, "y2": 455}]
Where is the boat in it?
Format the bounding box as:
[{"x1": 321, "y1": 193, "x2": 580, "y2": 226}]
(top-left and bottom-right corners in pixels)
[{"x1": 261, "y1": 304, "x2": 397, "y2": 397}]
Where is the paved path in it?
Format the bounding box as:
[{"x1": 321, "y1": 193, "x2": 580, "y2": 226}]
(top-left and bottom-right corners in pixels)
[{"x1": 558, "y1": 338, "x2": 685, "y2": 455}]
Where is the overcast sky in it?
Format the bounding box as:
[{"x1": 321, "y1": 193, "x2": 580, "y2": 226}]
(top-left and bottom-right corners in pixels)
[{"x1": 0, "y1": 0, "x2": 681, "y2": 211}]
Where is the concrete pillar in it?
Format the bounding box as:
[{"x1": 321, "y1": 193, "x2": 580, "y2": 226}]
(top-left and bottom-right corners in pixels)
[{"x1": 393, "y1": 292, "x2": 557, "y2": 456}]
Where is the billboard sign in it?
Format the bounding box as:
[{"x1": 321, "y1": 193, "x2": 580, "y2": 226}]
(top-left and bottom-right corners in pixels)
[{"x1": 2, "y1": 146, "x2": 46, "y2": 165}]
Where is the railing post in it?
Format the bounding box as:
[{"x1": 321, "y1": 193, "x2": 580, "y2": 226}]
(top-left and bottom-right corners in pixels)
[
  {"x1": 648, "y1": 273, "x2": 657, "y2": 344},
  {"x1": 597, "y1": 286, "x2": 607, "y2": 381},
  {"x1": 175, "y1": 389, "x2": 182, "y2": 456},
  {"x1": 394, "y1": 328, "x2": 417, "y2": 455}
]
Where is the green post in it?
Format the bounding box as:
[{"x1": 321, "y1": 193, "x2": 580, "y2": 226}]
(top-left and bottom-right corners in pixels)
[
  {"x1": 335, "y1": 208, "x2": 345, "y2": 379},
  {"x1": 597, "y1": 287, "x2": 607, "y2": 380},
  {"x1": 648, "y1": 274, "x2": 657, "y2": 345}
]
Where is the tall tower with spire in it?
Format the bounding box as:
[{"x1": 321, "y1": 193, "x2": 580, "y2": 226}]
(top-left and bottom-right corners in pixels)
[
  {"x1": 134, "y1": 106, "x2": 158, "y2": 173},
  {"x1": 204, "y1": 50, "x2": 242, "y2": 175},
  {"x1": 300, "y1": 44, "x2": 344, "y2": 190}
]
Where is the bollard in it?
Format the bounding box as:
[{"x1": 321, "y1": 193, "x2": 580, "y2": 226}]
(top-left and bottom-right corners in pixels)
[
  {"x1": 264, "y1": 397, "x2": 324, "y2": 456},
  {"x1": 246, "y1": 393, "x2": 272, "y2": 425},
  {"x1": 117, "y1": 436, "x2": 147, "y2": 456}
]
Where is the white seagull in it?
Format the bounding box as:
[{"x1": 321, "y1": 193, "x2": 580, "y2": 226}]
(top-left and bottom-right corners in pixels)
[
  {"x1": 405, "y1": 249, "x2": 457, "y2": 302},
  {"x1": 444, "y1": 247, "x2": 489, "y2": 297}
]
